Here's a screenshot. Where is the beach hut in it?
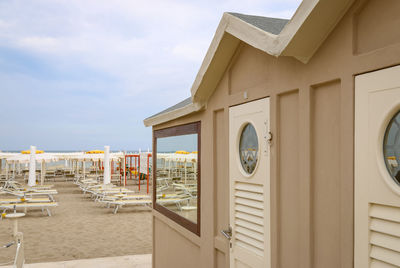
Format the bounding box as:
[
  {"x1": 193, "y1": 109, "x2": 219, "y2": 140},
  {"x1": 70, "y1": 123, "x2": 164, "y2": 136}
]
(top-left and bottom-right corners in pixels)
[{"x1": 144, "y1": 0, "x2": 400, "y2": 267}]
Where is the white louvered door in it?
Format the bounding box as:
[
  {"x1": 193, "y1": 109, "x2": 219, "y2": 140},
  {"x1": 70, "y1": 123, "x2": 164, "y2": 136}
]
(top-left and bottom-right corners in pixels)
[
  {"x1": 229, "y1": 98, "x2": 270, "y2": 268},
  {"x1": 355, "y1": 65, "x2": 400, "y2": 268}
]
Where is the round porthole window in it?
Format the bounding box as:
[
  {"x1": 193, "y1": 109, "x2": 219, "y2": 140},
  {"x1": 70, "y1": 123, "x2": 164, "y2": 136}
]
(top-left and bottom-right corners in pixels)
[
  {"x1": 239, "y1": 123, "x2": 259, "y2": 174},
  {"x1": 383, "y1": 110, "x2": 400, "y2": 186}
]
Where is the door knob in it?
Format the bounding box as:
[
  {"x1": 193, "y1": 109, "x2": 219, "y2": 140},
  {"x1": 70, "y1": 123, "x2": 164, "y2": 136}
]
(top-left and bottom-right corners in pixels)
[{"x1": 221, "y1": 226, "x2": 232, "y2": 240}]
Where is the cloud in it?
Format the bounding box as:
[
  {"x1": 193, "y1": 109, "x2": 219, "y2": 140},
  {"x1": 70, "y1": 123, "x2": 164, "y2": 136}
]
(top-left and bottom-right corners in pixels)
[{"x1": 0, "y1": 0, "x2": 301, "y2": 150}]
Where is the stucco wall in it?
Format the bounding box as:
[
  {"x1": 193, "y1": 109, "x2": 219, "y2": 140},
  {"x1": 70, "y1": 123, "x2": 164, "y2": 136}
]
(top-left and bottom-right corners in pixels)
[{"x1": 151, "y1": 0, "x2": 400, "y2": 267}]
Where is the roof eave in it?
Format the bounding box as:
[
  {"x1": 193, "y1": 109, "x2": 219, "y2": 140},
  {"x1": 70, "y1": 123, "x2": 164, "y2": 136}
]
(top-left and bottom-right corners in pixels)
[
  {"x1": 191, "y1": 0, "x2": 355, "y2": 101},
  {"x1": 144, "y1": 0, "x2": 356, "y2": 127},
  {"x1": 143, "y1": 102, "x2": 204, "y2": 127},
  {"x1": 191, "y1": 13, "x2": 282, "y2": 104},
  {"x1": 279, "y1": 0, "x2": 355, "y2": 63}
]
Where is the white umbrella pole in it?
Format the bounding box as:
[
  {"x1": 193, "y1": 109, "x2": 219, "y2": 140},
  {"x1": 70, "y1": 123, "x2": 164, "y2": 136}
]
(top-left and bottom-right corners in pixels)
[
  {"x1": 123, "y1": 153, "x2": 126, "y2": 186},
  {"x1": 5, "y1": 161, "x2": 9, "y2": 181},
  {"x1": 103, "y1": 146, "x2": 111, "y2": 185},
  {"x1": 12, "y1": 162, "x2": 15, "y2": 179},
  {"x1": 41, "y1": 160, "x2": 45, "y2": 185},
  {"x1": 83, "y1": 160, "x2": 86, "y2": 179},
  {"x1": 28, "y1": 146, "x2": 36, "y2": 187}
]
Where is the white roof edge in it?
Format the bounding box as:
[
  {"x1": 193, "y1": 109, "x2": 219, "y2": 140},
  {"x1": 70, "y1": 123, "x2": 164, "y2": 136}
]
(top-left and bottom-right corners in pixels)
[
  {"x1": 190, "y1": 1, "x2": 318, "y2": 100},
  {"x1": 145, "y1": 0, "x2": 355, "y2": 127},
  {"x1": 275, "y1": 0, "x2": 319, "y2": 55},
  {"x1": 143, "y1": 102, "x2": 204, "y2": 127},
  {"x1": 190, "y1": 13, "x2": 282, "y2": 99},
  {"x1": 190, "y1": 0, "x2": 328, "y2": 101}
]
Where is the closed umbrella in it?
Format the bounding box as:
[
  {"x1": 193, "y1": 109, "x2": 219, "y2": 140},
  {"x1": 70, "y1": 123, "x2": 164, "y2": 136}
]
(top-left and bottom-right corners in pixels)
[
  {"x1": 28, "y1": 146, "x2": 36, "y2": 187},
  {"x1": 103, "y1": 146, "x2": 111, "y2": 185}
]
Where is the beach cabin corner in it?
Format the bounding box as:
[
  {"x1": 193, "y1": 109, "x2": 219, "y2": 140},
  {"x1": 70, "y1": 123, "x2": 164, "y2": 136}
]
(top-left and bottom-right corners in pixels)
[{"x1": 144, "y1": 0, "x2": 400, "y2": 267}]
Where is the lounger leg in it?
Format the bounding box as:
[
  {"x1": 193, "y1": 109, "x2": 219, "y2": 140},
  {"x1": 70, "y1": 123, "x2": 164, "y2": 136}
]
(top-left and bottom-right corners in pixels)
[
  {"x1": 113, "y1": 205, "x2": 119, "y2": 214},
  {"x1": 47, "y1": 208, "x2": 52, "y2": 216}
]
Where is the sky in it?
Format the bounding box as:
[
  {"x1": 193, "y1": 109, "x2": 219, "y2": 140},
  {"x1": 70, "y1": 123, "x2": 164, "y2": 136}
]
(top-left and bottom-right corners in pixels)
[
  {"x1": 0, "y1": 0, "x2": 301, "y2": 151},
  {"x1": 157, "y1": 134, "x2": 197, "y2": 153}
]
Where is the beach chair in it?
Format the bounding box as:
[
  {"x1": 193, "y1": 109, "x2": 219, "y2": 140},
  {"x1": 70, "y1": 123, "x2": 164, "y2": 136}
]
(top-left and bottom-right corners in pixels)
[
  {"x1": 107, "y1": 199, "x2": 152, "y2": 214},
  {"x1": 0, "y1": 197, "x2": 51, "y2": 204},
  {"x1": 1, "y1": 202, "x2": 58, "y2": 216},
  {"x1": 102, "y1": 194, "x2": 150, "y2": 202},
  {"x1": 110, "y1": 174, "x2": 121, "y2": 184},
  {"x1": 5, "y1": 181, "x2": 54, "y2": 191},
  {"x1": 157, "y1": 194, "x2": 192, "y2": 211},
  {"x1": 79, "y1": 182, "x2": 104, "y2": 194},
  {"x1": 172, "y1": 183, "x2": 197, "y2": 197},
  {"x1": 45, "y1": 170, "x2": 56, "y2": 182},
  {"x1": 91, "y1": 188, "x2": 135, "y2": 201},
  {"x1": 3, "y1": 188, "x2": 58, "y2": 202}
]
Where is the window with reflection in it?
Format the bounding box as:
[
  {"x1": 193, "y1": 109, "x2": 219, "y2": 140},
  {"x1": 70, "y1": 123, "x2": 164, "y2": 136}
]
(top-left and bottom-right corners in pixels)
[
  {"x1": 239, "y1": 123, "x2": 259, "y2": 174},
  {"x1": 153, "y1": 122, "x2": 200, "y2": 235},
  {"x1": 384, "y1": 110, "x2": 400, "y2": 185}
]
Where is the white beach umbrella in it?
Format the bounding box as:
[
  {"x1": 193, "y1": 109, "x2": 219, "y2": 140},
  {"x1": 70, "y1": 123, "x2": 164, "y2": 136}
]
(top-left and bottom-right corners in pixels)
[
  {"x1": 103, "y1": 146, "x2": 111, "y2": 185},
  {"x1": 28, "y1": 146, "x2": 36, "y2": 187}
]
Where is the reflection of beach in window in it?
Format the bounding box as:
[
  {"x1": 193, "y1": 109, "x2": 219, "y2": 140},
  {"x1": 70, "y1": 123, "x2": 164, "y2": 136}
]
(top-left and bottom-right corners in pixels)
[
  {"x1": 384, "y1": 111, "x2": 400, "y2": 185},
  {"x1": 239, "y1": 123, "x2": 259, "y2": 174},
  {"x1": 154, "y1": 122, "x2": 200, "y2": 235}
]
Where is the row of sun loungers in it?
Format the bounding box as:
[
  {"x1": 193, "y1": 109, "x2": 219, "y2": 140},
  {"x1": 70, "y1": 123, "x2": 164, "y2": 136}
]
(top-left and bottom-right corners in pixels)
[
  {"x1": 0, "y1": 180, "x2": 59, "y2": 217},
  {"x1": 1, "y1": 202, "x2": 58, "y2": 216},
  {"x1": 73, "y1": 176, "x2": 152, "y2": 213}
]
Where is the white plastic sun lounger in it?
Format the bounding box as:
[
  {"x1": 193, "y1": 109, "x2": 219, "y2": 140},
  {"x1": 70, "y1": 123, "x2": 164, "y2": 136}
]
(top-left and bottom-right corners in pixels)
[
  {"x1": 3, "y1": 189, "x2": 57, "y2": 201},
  {"x1": 1, "y1": 202, "x2": 58, "y2": 216},
  {"x1": 91, "y1": 189, "x2": 135, "y2": 201},
  {"x1": 108, "y1": 199, "x2": 152, "y2": 214},
  {"x1": 157, "y1": 196, "x2": 192, "y2": 211},
  {"x1": 0, "y1": 197, "x2": 51, "y2": 204},
  {"x1": 102, "y1": 194, "x2": 150, "y2": 202}
]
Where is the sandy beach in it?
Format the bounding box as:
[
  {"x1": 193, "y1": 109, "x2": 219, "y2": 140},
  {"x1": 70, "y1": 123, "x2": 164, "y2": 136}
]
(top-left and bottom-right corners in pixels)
[{"x1": 0, "y1": 180, "x2": 152, "y2": 265}]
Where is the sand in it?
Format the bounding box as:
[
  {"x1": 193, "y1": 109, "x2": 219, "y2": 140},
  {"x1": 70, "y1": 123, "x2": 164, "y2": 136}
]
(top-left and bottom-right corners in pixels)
[{"x1": 0, "y1": 180, "x2": 152, "y2": 265}]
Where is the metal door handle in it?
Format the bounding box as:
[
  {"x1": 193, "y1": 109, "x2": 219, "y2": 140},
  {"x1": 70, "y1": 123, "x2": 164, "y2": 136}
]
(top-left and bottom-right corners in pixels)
[{"x1": 221, "y1": 227, "x2": 232, "y2": 240}]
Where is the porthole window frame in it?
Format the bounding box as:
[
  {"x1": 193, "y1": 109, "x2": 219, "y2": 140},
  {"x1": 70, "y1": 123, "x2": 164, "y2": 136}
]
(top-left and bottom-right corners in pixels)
[
  {"x1": 377, "y1": 103, "x2": 400, "y2": 196},
  {"x1": 153, "y1": 121, "x2": 201, "y2": 236},
  {"x1": 236, "y1": 121, "x2": 260, "y2": 178}
]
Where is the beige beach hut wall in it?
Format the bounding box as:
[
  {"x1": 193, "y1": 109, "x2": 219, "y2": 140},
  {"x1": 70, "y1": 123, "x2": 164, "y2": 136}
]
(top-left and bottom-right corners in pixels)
[{"x1": 144, "y1": 0, "x2": 400, "y2": 267}]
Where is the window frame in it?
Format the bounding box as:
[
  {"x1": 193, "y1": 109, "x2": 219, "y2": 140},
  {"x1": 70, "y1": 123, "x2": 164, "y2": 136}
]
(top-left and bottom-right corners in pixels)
[{"x1": 152, "y1": 121, "x2": 201, "y2": 236}]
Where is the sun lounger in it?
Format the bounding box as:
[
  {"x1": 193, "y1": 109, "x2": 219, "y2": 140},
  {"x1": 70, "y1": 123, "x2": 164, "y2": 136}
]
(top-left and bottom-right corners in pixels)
[
  {"x1": 3, "y1": 188, "x2": 58, "y2": 201},
  {"x1": 0, "y1": 197, "x2": 51, "y2": 204},
  {"x1": 107, "y1": 199, "x2": 152, "y2": 214},
  {"x1": 102, "y1": 194, "x2": 150, "y2": 201},
  {"x1": 157, "y1": 196, "x2": 192, "y2": 211},
  {"x1": 105, "y1": 192, "x2": 193, "y2": 213},
  {"x1": 1, "y1": 202, "x2": 58, "y2": 216},
  {"x1": 4, "y1": 180, "x2": 54, "y2": 191},
  {"x1": 91, "y1": 188, "x2": 135, "y2": 201}
]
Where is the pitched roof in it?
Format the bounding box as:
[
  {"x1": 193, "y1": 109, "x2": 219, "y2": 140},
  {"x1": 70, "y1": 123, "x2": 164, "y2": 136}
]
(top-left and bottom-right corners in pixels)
[
  {"x1": 144, "y1": 0, "x2": 355, "y2": 127},
  {"x1": 228, "y1": 13, "x2": 289, "y2": 35},
  {"x1": 148, "y1": 97, "x2": 192, "y2": 119}
]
